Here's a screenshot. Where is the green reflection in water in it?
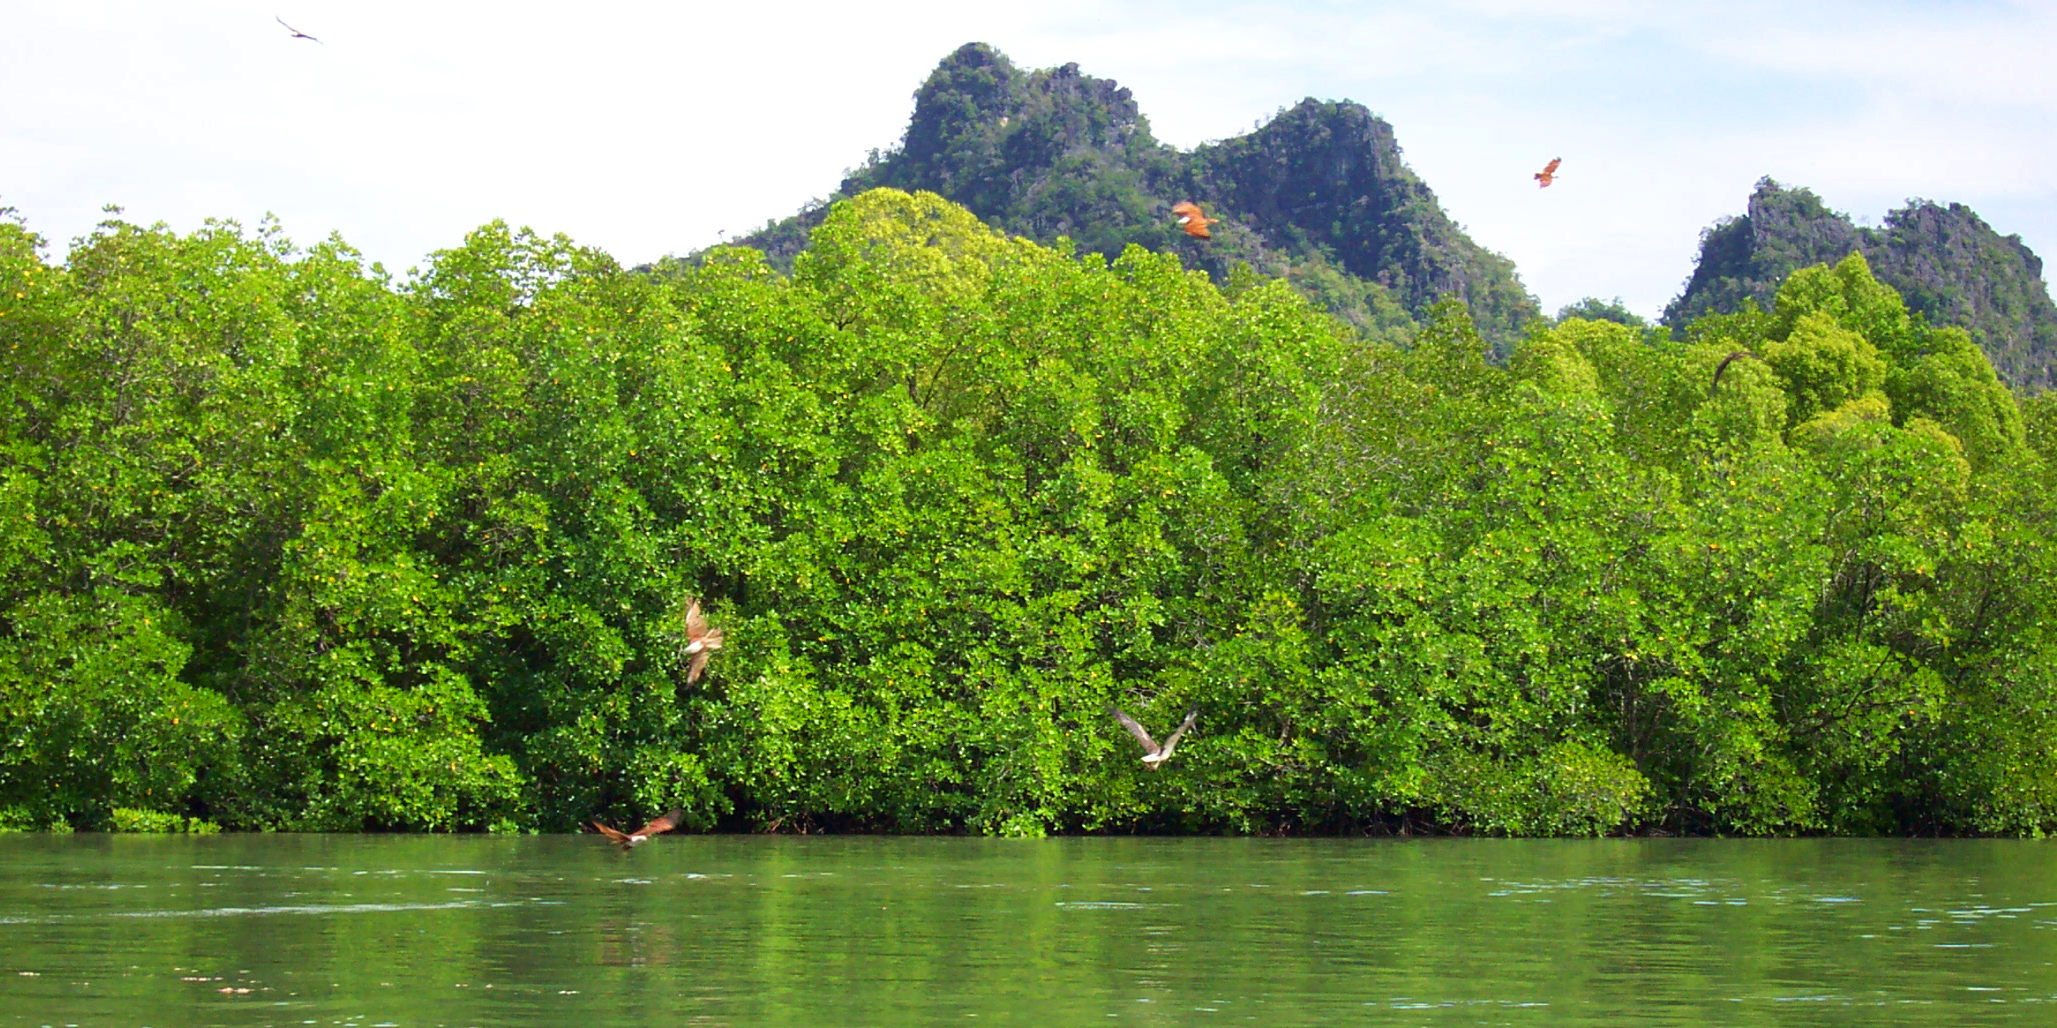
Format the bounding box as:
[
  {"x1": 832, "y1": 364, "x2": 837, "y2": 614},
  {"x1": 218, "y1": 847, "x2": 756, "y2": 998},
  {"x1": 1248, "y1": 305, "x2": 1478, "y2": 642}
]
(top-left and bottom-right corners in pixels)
[{"x1": 1, "y1": 836, "x2": 2053, "y2": 1026}]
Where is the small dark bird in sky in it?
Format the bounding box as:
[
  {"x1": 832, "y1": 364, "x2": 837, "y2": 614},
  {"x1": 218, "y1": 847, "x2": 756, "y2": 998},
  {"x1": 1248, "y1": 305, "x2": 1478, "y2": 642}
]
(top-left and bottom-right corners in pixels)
[
  {"x1": 1534, "y1": 157, "x2": 1562, "y2": 188},
  {"x1": 1172, "y1": 201, "x2": 1215, "y2": 239},
  {"x1": 276, "y1": 16, "x2": 321, "y2": 43},
  {"x1": 1110, "y1": 705, "x2": 1198, "y2": 770},
  {"x1": 592, "y1": 807, "x2": 685, "y2": 851},
  {"x1": 1711, "y1": 350, "x2": 1766, "y2": 392},
  {"x1": 682, "y1": 597, "x2": 724, "y2": 684}
]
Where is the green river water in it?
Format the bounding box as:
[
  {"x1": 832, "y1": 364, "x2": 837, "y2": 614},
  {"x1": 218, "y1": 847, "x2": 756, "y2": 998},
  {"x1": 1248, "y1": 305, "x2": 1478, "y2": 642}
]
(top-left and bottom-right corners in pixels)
[{"x1": 1, "y1": 835, "x2": 2053, "y2": 1026}]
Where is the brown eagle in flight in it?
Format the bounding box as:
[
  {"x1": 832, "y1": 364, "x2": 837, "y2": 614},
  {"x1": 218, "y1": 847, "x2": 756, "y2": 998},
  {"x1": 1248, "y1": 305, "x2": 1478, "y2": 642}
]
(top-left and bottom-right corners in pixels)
[
  {"x1": 1110, "y1": 706, "x2": 1198, "y2": 770},
  {"x1": 1172, "y1": 201, "x2": 1215, "y2": 239},
  {"x1": 682, "y1": 597, "x2": 724, "y2": 684},
  {"x1": 592, "y1": 807, "x2": 685, "y2": 851},
  {"x1": 276, "y1": 16, "x2": 321, "y2": 42},
  {"x1": 1534, "y1": 157, "x2": 1562, "y2": 188}
]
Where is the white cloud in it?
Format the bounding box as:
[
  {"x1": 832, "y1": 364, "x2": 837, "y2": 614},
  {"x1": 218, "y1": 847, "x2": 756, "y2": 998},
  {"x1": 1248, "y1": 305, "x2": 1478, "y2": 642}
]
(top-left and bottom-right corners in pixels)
[{"x1": 1686, "y1": 1, "x2": 2057, "y2": 111}]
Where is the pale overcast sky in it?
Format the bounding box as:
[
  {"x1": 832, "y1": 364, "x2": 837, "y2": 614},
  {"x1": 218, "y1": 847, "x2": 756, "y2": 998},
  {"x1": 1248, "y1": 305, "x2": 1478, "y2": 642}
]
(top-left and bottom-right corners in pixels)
[{"x1": 3, "y1": 0, "x2": 2052, "y2": 320}]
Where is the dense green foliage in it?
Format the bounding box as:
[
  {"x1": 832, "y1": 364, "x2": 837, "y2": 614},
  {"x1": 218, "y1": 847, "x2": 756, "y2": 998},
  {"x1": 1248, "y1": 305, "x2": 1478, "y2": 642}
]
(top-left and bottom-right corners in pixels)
[
  {"x1": 703, "y1": 43, "x2": 1538, "y2": 354},
  {"x1": 1666, "y1": 178, "x2": 2057, "y2": 392},
  {"x1": 5, "y1": 190, "x2": 2056, "y2": 837},
  {"x1": 1555, "y1": 297, "x2": 1649, "y2": 329}
]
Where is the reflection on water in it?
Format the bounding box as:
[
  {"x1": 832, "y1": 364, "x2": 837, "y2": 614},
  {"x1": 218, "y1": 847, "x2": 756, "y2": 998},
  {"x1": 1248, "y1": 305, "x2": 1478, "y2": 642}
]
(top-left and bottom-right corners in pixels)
[
  {"x1": 1, "y1": 836, "x2": 2053, "y2": 1026},
  {"x1": 0, "y1": 897, "x2": 527, "y2": 923}
]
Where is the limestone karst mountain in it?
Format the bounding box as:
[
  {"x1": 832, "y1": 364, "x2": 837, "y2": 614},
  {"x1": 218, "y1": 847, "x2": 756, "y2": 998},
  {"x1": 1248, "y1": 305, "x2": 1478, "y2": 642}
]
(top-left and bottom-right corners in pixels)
[
  {"x1": 688, "y1": 44, "x2": 2053, "y2": 387},
  {"x1": 1666, "y1": 178, "x2": 2056, "y2": 391},
  {"x1": 713, "y1": 42, "x2": 1538, "y2": 353}
]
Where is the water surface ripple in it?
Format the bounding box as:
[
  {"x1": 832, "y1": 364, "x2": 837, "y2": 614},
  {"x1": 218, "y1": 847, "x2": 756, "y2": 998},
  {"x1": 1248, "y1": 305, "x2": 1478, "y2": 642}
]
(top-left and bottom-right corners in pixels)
[{"x1": 1, "y1": 836, "x2": 2052, "y2": 1026}]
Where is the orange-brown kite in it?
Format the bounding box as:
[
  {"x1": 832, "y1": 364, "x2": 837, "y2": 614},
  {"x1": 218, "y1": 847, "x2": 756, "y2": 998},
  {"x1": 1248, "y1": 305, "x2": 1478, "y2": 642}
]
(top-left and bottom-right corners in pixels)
[
  {"x1": 592, "y1": 807, "x2": 686, "y2": 851},
  {"x1": 1172, "y1": 201, "x2": 1215, "y2": 239},
  {"x1": 1534, "y1": 157, "x2": 1562, "y2": 188},
  {"x1": 682, "y1": 596, "x2": 724, "y2": 684}
]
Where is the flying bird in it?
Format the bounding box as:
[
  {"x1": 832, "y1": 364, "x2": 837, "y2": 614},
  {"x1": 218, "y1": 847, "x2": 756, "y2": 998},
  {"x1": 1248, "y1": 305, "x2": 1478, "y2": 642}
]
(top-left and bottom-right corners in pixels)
[
  {"x1": 275, "y1": 16, "x2": 321, "y2": 42},
  {"x1": 1171, "y1": 201, "x2": 1215, "y2": 239},
  {"x1": 1711, "y1": 350, "x2": 1766, "y2": 392},
  {"x1": 1533, "y1": 157, "x2": 1562, "y2": 188},
  {"x1": 1110, "y1": 705, "x2": 1198, "y2": 770},
  {"x1": 592, "y1": 807, "x2": 685, "y2": 851},
  {"x1": 682, "y1": 597, "x2": 724, "y2": 684}
]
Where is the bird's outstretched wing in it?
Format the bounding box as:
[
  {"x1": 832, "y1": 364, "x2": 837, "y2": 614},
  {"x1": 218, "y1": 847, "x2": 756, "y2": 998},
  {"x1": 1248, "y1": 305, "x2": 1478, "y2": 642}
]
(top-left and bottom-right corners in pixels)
[
  {"x1": 635, "y1": 808, "x2": 686, "y2": 838},
  {"x1": 1158, "y1": 709, "x2": 1199, "y2": 756},
  {"x1": 591, "y1": 820, "x2": 634, "y2": 848},
  {"x1": 276, "y1": 16, "x2": 321, "y2": 42},
  {"x1": 1109, "y1": 705, "x2": 1161, "y2": 754}
]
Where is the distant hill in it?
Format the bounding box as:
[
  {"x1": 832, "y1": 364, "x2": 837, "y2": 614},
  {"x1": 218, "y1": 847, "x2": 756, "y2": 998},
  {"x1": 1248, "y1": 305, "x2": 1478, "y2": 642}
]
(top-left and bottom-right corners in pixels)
[
  {"x1": 709, "y1": 42, "x2": 1539, "y2": 353},
  {"x1": 1665, "y1": 178, "x2": 2057, "y2": 392}
]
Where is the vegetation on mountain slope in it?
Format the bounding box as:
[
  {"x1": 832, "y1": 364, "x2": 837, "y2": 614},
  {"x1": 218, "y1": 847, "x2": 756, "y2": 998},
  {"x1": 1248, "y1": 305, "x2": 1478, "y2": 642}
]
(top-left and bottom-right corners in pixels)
[
  {"x1": 1666, "y1": 178, "x2": 2057, "y2": 391},
  {"x1": 708, "y1": 43, "x2": 1536, "y2": 353}
]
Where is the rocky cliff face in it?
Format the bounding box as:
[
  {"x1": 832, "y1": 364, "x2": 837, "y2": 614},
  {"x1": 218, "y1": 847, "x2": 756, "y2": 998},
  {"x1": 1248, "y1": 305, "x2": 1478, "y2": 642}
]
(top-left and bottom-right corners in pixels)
[
  {"x1": 727, "y1": 43, "x2": 1538, "y2": 352},
  {"x1": 1186, "y1": 100, "x2": 1534, "y2": 345},
  {"x1": 1864, "y1": 202, "x2": 2057, "y2": 391},
  {"x1": 1665, "y1": 179, "x2": 2055, "y2": 391}
]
